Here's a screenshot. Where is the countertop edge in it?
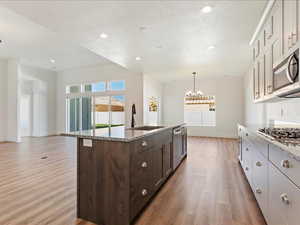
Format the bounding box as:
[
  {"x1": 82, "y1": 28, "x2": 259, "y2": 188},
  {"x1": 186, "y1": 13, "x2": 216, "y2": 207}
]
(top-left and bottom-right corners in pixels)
[
  {"x1": 238, "y1": 124, "x2": 300, "y2": 159},
  {"x1": 61, "y1": 124, "x2": 185, "y2": 142}
]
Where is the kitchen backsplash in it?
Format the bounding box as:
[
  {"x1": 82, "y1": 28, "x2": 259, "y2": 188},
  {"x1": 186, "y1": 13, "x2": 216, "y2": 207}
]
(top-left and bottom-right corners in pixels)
[{"x1": 266, "y1": 98, "x2": 300, "y2": 126}]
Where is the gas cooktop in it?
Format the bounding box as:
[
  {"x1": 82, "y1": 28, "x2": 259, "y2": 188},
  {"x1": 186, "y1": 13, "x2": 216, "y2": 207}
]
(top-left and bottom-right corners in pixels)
[{"x1": 258, "y1": 127, "x2": 300, "y2": 145}]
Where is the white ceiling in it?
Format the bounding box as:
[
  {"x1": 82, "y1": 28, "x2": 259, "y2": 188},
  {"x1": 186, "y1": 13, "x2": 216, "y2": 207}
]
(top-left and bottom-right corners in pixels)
[
  {"x1": 0, "y1": 4, "x2": 110, "y2": 71},
  {"x1": 0, "y1": 1, "x2": 267, "y2": 81}
]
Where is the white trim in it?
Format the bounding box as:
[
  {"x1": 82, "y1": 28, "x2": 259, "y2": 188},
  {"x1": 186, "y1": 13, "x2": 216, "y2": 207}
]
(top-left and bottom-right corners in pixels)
[{"x1": 249, "y1": 0, "x2": 275, "y2": 46}]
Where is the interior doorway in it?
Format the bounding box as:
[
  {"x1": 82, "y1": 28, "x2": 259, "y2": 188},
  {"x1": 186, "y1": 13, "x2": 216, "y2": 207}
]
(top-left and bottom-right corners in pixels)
[{"x1": 20, "y1": 94, "x2": 32, "y2": 137}]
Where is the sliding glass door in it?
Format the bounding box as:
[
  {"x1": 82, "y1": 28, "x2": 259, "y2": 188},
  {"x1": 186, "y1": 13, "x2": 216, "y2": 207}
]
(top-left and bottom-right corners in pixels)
[
  {"x1": 66, "y1": 95, "x2": 125, "y2": 132},
  {"x1": 82, "y1": 97, "x2": 92, "y2": 130},
  {"x1": 94, "y1": 96, "x2": 110, "y2": 129},
  {"x1": 68, "y1": 97, "x2": 80, "y2": 132}
]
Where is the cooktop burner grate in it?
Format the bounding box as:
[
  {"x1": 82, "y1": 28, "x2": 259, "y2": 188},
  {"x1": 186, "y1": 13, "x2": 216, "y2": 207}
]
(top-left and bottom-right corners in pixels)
[{"x1": 258, "y1": 128, "x2": 300, "y2": 145}]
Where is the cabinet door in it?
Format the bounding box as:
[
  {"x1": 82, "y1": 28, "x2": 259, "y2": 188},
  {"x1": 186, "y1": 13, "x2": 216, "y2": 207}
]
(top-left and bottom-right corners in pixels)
[
  {"x1": 78, "y1": 140, "x2": 101, "y2": 223},
  {"x1": 242, "y1": 142, "x2": 253, "y2": 188},
  {"x1": 259, "y1": 55, "x2": 265, "y2": 97},
  {"x1": 252, "y1": 150, "x2": 269, "y2": 219},
  {"x1": 259, "y1": 31, "x2": 265, "y2": 54},
  {"x1": 287, "y1": 178, "x2": 300, "y2": 225},
  {"x1": 254, "y1": 60, "x2": 260, "y2": 99},
  {"x1": 265, "y1": 45, "x2": 273, "y2": 94},
  {"x1": 268, "y1": 165, "x2": 288, "y2": 225},
  {"x1": 269, "y1": 163, "x2": 300, "y2": 225},
  {"x1": 163, "y1": 142, "x2": 172, "y2": 178},
  {"x1": 152, "y1": 145, "x2": 164, "y2": 190},
  {"x1": 265, "y1": 15, "x2": 273, "y2": 47},
  {"x1": 253, "y1": 65, "x2": 259, "y2": 100},
  {"x1": 182, "y1": 127, "x2": 187, "y2": 155},
  {"x1": 272, "y1": 0, "x2": 283, "y2": 65},
  {"x1": 283, "y1": 0, "x2": 297, "y2": 54}
]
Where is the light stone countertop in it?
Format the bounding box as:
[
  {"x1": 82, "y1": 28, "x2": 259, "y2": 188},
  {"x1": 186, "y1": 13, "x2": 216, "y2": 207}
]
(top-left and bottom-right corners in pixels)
[
  {"x1": 238, "y1": 124, "x2": 300, "y2": 159},
  {"x1": 61, "y1": 124, "x2": 185, "y2": 142}
]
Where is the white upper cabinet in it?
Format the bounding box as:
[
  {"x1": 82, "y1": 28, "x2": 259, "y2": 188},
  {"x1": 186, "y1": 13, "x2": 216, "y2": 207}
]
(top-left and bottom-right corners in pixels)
[
  {"x1": 272, "y1": 0, "x2": 283, "y2": 65},
  {"x1": 265, "y1": 45, "x2": 273, "y2": 94},
  {"x1": 283, "y1": 0, "x2": 297, "y2": 54}
]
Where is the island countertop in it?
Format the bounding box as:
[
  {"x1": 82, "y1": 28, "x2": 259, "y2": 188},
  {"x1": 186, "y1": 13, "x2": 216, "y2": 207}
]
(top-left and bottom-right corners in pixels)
[{"x1": 61, "y1": 124, "x2": 185, "y2": 142}]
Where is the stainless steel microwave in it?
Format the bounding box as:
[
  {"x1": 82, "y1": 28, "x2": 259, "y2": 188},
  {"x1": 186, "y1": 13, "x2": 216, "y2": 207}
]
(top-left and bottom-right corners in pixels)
[{"x1": 273, "y1": 49, "x2": 299, "y2": 92}]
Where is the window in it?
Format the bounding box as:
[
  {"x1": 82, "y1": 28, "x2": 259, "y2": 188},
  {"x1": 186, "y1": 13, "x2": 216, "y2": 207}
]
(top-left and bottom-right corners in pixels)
[
  {"x1": 66, "y1": 85, "x2": 81, "y2": 94},
  {"x1": 184, "y1": 95, "x2": 216, "y2": 126},
  {"x1": 108, "y1": 80, "x2": 125, "y2": 91},
  {"x1": 84, "y1": 82, "x2": 106, "y2": 92},
  {"x1": 65, "y1": 80, "x2": 126, "y2": 132}
]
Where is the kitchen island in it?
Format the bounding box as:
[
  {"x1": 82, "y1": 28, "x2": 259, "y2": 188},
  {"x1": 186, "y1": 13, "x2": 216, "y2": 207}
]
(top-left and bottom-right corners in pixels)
[{"x1": 63, "y1": 124, "x2": 187, "y2": 225}]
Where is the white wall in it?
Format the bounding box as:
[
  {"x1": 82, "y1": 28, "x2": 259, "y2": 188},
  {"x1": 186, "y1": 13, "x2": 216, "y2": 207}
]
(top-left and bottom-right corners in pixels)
[
  {"x1": 244, "y1": 72, "x2": 300, "y2": 126},
  {"x1": 19, "y1": 65, "x2": 57, "y2": 136},
  {"x1": 163, "y1": 76, "x2": 244, "y2": 138},
  {"x1": 56, "y1": 63, "x2": 143, "y2": 133},
  {"x1": 143, "y1": 75, "x2": 163, "y2": 125},
  {"x1": 0, "y1": 59, "x2": 7, "y2": 141},
  {"x1": 6, "y1": 60, "x2": 21, "y2": 142}
]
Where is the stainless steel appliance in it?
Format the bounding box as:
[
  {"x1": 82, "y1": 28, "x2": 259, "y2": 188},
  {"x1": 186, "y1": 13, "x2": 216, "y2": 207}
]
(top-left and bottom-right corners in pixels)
[
  {"x1": 273, "y1": 48, "x2": 299, "y2": 98},
  {"x1": 258, "y1": 127, "x2": 300, "y2": 146},
  {"x1": 172, "y1": 126, "x2": 187, "y2": 170}
]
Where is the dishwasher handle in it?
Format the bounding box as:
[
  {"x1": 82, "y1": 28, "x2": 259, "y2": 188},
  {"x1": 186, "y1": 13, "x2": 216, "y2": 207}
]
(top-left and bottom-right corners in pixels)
[{"x1": 173, "y1": 128, "x2": 182, "y2": 135}]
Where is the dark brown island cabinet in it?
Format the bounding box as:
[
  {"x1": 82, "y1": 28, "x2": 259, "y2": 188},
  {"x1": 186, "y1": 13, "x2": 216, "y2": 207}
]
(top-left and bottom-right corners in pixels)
[{"x1": 74, "y1": 125, "x2": 187, "y2": 225}]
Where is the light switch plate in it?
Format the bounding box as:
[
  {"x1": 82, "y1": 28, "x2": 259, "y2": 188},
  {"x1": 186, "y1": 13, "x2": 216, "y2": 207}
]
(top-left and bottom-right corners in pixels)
[{"x1": 83, "y1": 139, "x2": 93, "y2": 147}]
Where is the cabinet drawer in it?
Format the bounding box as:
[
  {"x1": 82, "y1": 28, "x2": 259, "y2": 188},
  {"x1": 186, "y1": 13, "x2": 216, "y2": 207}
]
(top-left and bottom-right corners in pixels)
[
  {"x1": 131, "y1": 136, "x2": 156, "y2": 154},
  {"x1": 131, "y1": 149, "x2": 153, "y2": 184},
  {"x1": 243, "y1": 133, "x2": 268, "y2": 159},
  {"x1": 269, "y1": 144, "x2": 300, "y2": 188}
]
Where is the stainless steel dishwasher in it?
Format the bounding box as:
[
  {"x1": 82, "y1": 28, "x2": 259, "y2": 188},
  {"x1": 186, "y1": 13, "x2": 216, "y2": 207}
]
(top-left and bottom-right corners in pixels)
[{"x1": 172, "y1": 126, "x2": 187, "y2": 170}]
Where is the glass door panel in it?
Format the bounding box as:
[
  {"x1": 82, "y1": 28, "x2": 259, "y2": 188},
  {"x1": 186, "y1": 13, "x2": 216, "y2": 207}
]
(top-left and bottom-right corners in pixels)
[
  {"x1": 94, "y1": 96, "x2": 110, "y2": 129},
  {"x1": 82, "y1": 97, "x2": 92, "y2": 130},
  {"x1": 111, "y1": 95, "x2": 125, "y2": 127},
  {"x1": 69, "y1": 97, "x2": 80, "y2": 132}
]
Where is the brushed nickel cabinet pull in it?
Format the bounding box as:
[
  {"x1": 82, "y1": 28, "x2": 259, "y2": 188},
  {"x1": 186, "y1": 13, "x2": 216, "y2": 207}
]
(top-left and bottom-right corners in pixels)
[
  {"x1": 256, "y1": 161, "x2": 262, "y2": 167},
  {"x1": 141, "y1": 189, "x2": 148, "y2": 196},
  {"x1": 291, "y1": 32, "x2": 297, "y2": 45},
  {"x1": 141, "y1": 162, "x2": 148, "y2": 168},
  {"x1": 280, "y1": 193, "x2": 290, "y2": 205},
  {"x1": 281, "y1": 160, "x2": 291, "y2": 168},
  {"x1": 256, "y1": 188, "x2": 262, "y2": 194}
]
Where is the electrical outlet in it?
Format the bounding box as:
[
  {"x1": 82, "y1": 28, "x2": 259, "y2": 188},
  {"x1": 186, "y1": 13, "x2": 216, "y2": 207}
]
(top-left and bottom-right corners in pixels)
[{"x1": 83, "y1": 139, "x2": 93, "y2": 147}]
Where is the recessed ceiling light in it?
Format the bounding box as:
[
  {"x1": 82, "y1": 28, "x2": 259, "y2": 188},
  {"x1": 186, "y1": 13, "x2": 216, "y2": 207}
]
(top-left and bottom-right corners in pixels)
[
  {"x1": 50, "y1": 59, "x2": 55, "y2": 63},
  {"x1": 208, "y1": 45, "x2": 215, "y2": 50},
  {"x1": 202, "y1": 6, "x2": 212, "y2": 13},
  {"x1": 135, "y1": 56, "x2": 141, "y2": 61},
  {"x1": 100, "y1": 33, "x2": 108, "y2": 39}
]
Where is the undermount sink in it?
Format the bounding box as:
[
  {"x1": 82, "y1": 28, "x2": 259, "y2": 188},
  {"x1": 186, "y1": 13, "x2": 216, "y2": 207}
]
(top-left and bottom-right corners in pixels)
[{"x1": 130, "y1": 126, "x2": 165, "y2": 131}]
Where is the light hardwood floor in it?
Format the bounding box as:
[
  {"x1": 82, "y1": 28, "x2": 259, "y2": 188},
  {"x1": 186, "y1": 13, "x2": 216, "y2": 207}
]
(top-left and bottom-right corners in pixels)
[{"x1": 0, "y1": 136, "x2": 266, "y2": 225}]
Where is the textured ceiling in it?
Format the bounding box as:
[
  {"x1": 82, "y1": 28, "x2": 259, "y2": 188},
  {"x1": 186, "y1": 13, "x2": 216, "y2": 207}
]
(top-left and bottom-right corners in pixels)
[{"x1": 0, "y1": 1, "x2": 266, "y2": 80}]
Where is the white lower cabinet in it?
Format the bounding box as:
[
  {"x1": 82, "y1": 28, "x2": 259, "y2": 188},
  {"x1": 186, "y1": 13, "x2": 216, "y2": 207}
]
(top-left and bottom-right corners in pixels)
[
  {"x1": 252, "y1": 150, "x2": 269, "y2": 218},
  {"x1": 268, "y1": 164, "x2": 288, "y2": 225},
  {"x1": 239, "y1": 125, "x2": 300, "y2": 225},
  {"x1": 268, "y1": 163, "x2": 300, "y2": 225}
]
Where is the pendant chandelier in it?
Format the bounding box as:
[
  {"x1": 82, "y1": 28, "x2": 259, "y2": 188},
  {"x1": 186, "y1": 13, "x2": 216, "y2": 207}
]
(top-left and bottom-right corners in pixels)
[{"x1": 185, "y1": 72, "x2": 203, "y2": 97}]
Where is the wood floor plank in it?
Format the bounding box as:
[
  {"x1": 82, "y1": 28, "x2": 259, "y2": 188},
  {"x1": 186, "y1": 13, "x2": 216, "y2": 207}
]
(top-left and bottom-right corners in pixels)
[{"x1": 0, "y1": 136, "x2": 266, "y2": 225}]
